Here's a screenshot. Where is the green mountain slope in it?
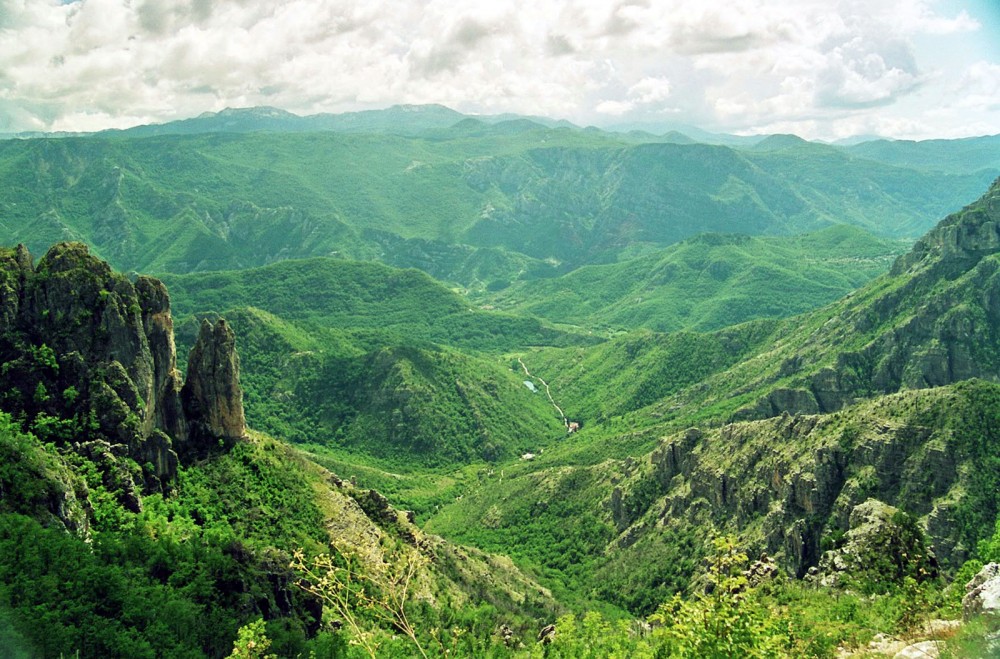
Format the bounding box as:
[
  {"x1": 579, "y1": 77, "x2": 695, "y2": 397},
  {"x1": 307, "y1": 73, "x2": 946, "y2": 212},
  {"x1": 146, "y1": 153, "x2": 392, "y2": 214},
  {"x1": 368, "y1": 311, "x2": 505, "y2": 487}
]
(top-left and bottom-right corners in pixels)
[
  {"x1": 0, "y1": 243, "x2": 559, "y2": 656},
  {"x1": 424, "y1": 178, "x2": 1000, "y2": 616},
  {"x1": 0, "y1": 126, "x2": 993, "y2": 288},
  {"x1": 520, "y1": 177, "x2": 1000, "y2": 432},
  {"x1": 427, "y1": 380, "x2": 1000, "y2": 613},
  {"x1": 846, "y1": 134, "x2": 1000, "y2": 174},
  {"x1": 161, "y1": 256, "x2": 593, "y2": 352},
  {"x1": 184, "y1": 306, "x2": 567, "y2": 466},
  {"x1": 486, "y1": 225, "x2": 906, "y2": 332}
]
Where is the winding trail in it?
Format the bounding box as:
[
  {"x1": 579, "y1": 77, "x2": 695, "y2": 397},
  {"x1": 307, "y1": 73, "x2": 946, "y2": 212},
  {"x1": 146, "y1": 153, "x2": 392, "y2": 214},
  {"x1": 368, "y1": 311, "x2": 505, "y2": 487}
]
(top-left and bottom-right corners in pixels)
[{"x1": 518, "y1": 357, "x2": 569, "y2": 429}]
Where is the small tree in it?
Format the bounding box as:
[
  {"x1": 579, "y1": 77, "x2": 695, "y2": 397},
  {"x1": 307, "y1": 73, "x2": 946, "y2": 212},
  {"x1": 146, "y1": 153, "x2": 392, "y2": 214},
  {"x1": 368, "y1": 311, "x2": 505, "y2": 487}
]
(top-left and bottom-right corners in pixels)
[
  {"x1": 290, "y1": 541, "x2": 428, "y2": 659},
  {"x1": 648, "y1": 536, "x2": 788, "y2": 658},
  {"x1": 227, "y1": 619, "x2": 277, "y2": 659}
]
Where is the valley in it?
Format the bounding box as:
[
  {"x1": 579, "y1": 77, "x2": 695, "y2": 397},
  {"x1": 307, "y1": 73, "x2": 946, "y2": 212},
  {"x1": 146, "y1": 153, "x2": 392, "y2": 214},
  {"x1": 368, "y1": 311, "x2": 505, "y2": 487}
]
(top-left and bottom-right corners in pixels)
[{"x1": 1, "y1": 108, "x2": 1000, "y2": 656}]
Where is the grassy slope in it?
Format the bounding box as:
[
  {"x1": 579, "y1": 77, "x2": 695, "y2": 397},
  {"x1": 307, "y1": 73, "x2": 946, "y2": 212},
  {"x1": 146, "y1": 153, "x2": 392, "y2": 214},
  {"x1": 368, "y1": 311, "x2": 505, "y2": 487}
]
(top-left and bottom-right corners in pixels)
[
  {"x1": 162, "y1": 256, "x2": 596, "y2": 352},
  {"x1": 484, "y1": 225, "x2": 908, "y2": 332},
  {"x1": 168, "y1": 296, "x2": 568, "y2": 468}
]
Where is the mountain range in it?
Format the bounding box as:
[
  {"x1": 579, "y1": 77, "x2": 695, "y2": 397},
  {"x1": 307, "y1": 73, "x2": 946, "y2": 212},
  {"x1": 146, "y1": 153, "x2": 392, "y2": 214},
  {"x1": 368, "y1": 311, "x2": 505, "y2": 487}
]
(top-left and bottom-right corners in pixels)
[{"x1": 2, "y1": 106, "x2": 1000, "y2": 656}]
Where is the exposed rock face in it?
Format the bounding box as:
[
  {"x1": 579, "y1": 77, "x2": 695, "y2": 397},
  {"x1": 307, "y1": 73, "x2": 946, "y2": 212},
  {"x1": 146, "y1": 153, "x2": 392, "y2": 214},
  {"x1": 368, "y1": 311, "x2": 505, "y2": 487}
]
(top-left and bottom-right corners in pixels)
[
  {"x1": 135, "y1": 275, "x2": 187, "y2": 443},
  {"x1": 892, "y1": 641, "x2": 944, "y2": 659},
  {"x1": 744, "y1": 552, "x2": 780, "y2": 587},
  {"x1": 0, "y1": 242, "x2": 248, "y2": 516},
  {"x1": 181, "y1": 318, "x2": 247, "y2": 456},
  {"x1": 621, "y1": 381, "x2": 988, "y2": 578},
  {"x1": 963, "y1": 563, "x2": 1000, "y2": 621},
  {"x1": 735, "y1": 178, "x2": 1000, "y2": 421},
  {"x1": 815, "y1": 499, "x2": 937, "y2": 588}
]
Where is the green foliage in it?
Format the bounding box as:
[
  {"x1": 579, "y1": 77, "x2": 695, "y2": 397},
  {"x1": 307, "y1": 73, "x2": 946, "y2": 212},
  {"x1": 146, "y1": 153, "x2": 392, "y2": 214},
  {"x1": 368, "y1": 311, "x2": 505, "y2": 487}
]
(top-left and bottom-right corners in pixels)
[
  {"x1": 485, "y1": 227, "x2": 907, "y2": 333},
  {"x1": 647, "y1": 537, "x2": 782, "y2": 658},
  {"x1": 292, "y1": 542, "x2": 429, "y2": 659},
  {"x1": 538, "y1": 537, "x2": 934, "y2": 658},
  {"x1": 593, "y1": 527, "x2": 704, "y2": 616},
  {"x1": 227, "y1": 619, "x2": 278, "y2": 659},
  {"x1": 0, "y1": 411, "x2": 85, "y2": 526},
  {"x1": 840, "y1": 509, "x2": 939, "y2": 596},
  {"x1": 0, "y1": 512, "x2": 236, "y2": 658},
  {"x1": 522, "y1": 320, "x2": 779, "y2": 426},
  {"x1": 0, "y1": 428, "x2": 341, "y2": 658},
  {"x1": 427, "y1": 465, "x2": 617, "y2": 605},
  {"x1": 186, "y1": 307, "x2": 567, "y2": 467},
  {"x1": 0, "y1": 128, "x2": 992, "y2": 292},
  {"x1": 163, "y1": 257, "x2": 594, "y2": 353}
]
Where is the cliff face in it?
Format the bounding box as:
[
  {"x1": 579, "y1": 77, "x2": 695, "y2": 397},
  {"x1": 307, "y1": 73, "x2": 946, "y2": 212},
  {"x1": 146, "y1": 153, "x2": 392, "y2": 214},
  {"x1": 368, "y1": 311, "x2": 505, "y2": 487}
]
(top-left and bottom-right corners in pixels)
[
  {"x1": 608, "y1": 381, "x2": 996, "y2": 580},
  {"x1": 602, "y1": 181, "x2": 1000, "y2": 582},
  {"x1": 0, "y1": 242, "x2": 246, "y2": 512},
  {"x1": 728, "y1": 178, "x2": 1000, "y2": 422}
]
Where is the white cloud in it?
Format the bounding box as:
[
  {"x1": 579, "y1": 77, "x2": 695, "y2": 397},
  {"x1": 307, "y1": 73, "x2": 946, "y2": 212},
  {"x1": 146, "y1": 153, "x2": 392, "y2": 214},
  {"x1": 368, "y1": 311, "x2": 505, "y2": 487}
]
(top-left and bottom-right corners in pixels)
[
  {"x1": 815, "y1": 35, "x2": 923, "y2": 108},
  {"x1": 595, "y1": 99, "x2": 633, "y2": 115},
  {"x1": 0, "y1": 0, "x2": 994, "y2": 139},
  {"x1": 954, "y1": 61, "x2": 1000, "y2": 112},
  {"x1": 628, "y1": 76, "x2": 671, "y2": 104}
]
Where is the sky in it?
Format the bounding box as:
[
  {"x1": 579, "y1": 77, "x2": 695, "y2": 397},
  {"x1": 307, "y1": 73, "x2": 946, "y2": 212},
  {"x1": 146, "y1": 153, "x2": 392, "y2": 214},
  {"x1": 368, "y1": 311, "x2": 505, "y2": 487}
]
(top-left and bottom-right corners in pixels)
[{"x1": 0, "y1": 0, "x2": 997, "y2": 140}]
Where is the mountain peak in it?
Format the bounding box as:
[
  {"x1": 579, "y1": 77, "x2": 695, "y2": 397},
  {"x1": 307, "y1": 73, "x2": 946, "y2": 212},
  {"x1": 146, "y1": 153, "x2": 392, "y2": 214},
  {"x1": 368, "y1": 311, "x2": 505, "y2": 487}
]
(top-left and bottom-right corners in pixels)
[
  {"x1": 891, "y1": 176, "x2": 1000, "y2": 276},
  {"x1": 199, "y1": 106, "x2": 298, "y2": 119}
]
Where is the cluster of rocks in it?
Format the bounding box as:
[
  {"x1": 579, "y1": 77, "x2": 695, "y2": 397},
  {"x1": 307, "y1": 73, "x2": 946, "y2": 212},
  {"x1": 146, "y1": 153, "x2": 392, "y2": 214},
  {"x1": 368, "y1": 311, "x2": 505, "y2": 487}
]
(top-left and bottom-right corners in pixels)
[
  {"x1": 809, "y1": 499, "x2": 938, "y2": 589},
  {"x1": 0, "y1": 242, "x2": 247, "y2": 518}
]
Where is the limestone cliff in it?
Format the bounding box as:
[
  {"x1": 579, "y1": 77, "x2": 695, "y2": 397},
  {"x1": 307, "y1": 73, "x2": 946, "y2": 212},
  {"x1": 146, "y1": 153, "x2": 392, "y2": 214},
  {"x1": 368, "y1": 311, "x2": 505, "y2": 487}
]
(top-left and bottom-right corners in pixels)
[
  {"x1": 0, "y1": 242, "x2": 247, "y2": 513},
  {"x1": 607, "y1": 380, "x2": 997, "y2": 582}
]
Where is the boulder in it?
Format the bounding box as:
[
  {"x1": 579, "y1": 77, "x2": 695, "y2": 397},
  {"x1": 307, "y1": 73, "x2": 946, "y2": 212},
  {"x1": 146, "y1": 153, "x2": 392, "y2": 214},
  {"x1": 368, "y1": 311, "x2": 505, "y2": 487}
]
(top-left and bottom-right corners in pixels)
[
  {"x1": 963, "y1": 562, "x2": 1000, "y2": 621},
  {"x1": 892, "y1": 640, "x2": 944, "y2": 658},
  {"x1": 537, "y1": 624, "x2": 556, "y2": 645},
  {"x1": 817, "y1": 499, "x2": 937, "y2": 588}
]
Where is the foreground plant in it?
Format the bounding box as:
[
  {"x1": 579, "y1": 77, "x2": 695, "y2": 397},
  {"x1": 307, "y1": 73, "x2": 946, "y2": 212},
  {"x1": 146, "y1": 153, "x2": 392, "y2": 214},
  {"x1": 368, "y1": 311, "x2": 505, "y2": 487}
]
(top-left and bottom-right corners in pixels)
[{"x1": 291, "y1": 541, "x2": 428, "y2": 658}]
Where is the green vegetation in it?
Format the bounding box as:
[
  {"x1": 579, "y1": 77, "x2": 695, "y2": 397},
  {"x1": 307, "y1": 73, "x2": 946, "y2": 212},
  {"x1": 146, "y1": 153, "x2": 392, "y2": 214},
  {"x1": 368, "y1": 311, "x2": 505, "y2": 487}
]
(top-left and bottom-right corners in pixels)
[
  {"x1": 165, "y1": 293, "x2": 570, "y2": 467},
  {"x1": 2, "y1": 122, "x2": 1000, "y2": 656},
  {"x1": 162, "y1": 257, "x2": 593, "y2": 353},
  {"x1": 0, "y1": 421, "x2": 334, "y2": 658},
  {"x1": 484, "y1": 226, "x2": 907, "y2": 333},
  {"x1": 0, "y1": 125, "x2": 993, "y2": 289}
]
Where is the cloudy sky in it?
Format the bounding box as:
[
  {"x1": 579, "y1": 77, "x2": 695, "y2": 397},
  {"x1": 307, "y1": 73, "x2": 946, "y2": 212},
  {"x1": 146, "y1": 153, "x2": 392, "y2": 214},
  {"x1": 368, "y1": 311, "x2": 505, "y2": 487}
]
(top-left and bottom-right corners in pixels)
[{"x1": 0, "y1": 0, "x2": 997, "y2": 140}]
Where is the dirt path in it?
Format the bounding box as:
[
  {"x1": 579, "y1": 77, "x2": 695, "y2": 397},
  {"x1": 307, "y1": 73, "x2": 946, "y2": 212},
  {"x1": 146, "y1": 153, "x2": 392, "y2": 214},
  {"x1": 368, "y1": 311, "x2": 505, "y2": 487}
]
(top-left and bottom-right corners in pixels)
[{"x1": 518, "y1": 357, "x2": 568, "y2": 429}]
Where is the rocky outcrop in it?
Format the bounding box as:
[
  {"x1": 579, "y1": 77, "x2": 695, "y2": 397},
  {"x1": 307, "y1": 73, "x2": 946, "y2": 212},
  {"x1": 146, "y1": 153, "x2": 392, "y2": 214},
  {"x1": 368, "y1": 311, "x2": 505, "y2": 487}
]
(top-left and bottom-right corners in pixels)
[
  {"x1": 814, "y1": 499, "x2": 937, "y2": 588},
  {"x1": 180, "y1": 318, "x2": 247, "y2": 456},
  {"x1": 622, "y1": 381, "x2": 989, "y2": 578},
  {"x1": 0, "y1": 242, "x2": 248, "y2": 515},
  {"x1": 892, "y1": 177, "x2": 1000, "y2": 278},
  {"x1": 733, "y1": 178, "x2": 1000, "y2": 422},
  {"x1": 963, "y1": 563, "x2": 1000, "y2": 621},
  {"x1": 135, "y1": 276, "x2": 187, "y2": 443},
  {"x1": 892, "y1": 641, "x2": 944, "y2": 659}
]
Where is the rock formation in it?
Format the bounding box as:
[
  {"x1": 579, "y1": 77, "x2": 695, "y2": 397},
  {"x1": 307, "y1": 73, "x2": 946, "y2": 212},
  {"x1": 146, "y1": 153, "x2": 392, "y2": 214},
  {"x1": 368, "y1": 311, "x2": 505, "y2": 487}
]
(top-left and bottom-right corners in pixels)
[
  {"x1": 814, "y1": 499, "x2": 937, "y2": 588},
  {"x1": 733, "y1": 177, "x2": 1000, "y2": 422},
  {"x1": 964, "y1": 563, "x2": 1000, "y2": 619},
  {"x1": 0, "y1": 242, "x2": 247, "y2": 510},
  {"x1": 181, "y1": 318, "x2": 247, "y2": 457}
]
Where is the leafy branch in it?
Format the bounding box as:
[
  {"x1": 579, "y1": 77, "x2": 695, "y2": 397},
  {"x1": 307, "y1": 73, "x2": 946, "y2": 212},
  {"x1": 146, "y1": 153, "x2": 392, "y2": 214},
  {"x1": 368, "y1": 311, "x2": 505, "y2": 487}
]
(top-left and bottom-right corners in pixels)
[{"x1": 291, "y1": 540, "x2": 428, "y2": 658}]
